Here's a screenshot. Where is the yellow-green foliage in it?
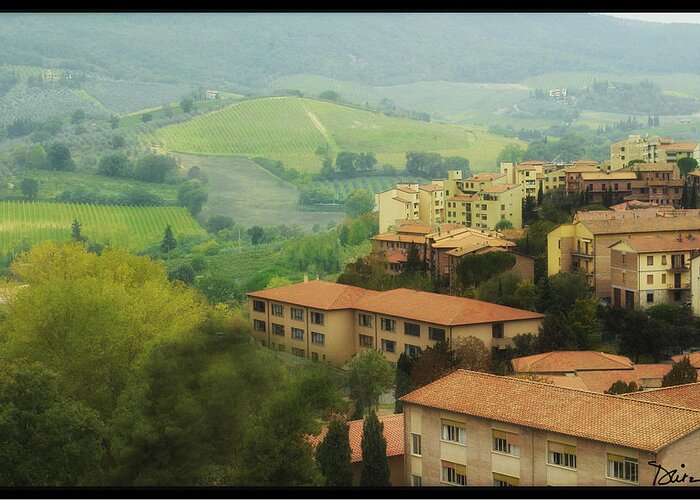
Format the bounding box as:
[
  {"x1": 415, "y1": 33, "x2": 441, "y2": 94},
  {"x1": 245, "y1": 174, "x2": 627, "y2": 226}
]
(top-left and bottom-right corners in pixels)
[
  {"x1": 152, "y1": 96, "x2": 523, "y2": 172},
  {"x1": 0, "y1": 201, "x2": 204, "y2": 254}
]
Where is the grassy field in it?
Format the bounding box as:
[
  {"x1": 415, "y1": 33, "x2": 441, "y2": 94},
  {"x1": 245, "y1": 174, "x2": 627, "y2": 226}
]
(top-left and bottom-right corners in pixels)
[
  {"x1": 151, "y1": 96, "x2": 524, "y2": 172},
  {"x1": 170, "y1": 153, "x2": 342, "y2": 230},
  {"x1": 0, "y1": 170, "x2": 179, "y2": 204},
  {"x1": 118, "y1": 96, "x2": 241, "y2": 128},
  {"x1": 311, "y1": 175, "x2": 426, "y2": 201},
  {"x1": 0, "y1": 201, "x2": 204, "y2": 253}
]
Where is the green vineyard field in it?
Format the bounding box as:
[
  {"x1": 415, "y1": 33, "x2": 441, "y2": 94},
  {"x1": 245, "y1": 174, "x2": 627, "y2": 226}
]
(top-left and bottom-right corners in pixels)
[{"x1": 0, "y1": 201, "x2": 205, "y2": 254}]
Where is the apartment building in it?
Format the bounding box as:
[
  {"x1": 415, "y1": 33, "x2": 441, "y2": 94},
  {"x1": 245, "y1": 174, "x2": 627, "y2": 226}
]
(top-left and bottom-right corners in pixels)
[
  {"x1": 579, "y1": 171, "x2": 637, "y2": 204},
  {"x1": 307, "y1": 414, "x2": 405, "y2": 486},
  {"x1": 537, "y1": 168, "x2": 567, "y2": 195},
  {"x1": 547, "y1": 208, "x2": 700, "y2": 298},
  {"x1": 500, "y1": 161, "x2": 567, "y2": 198},
  {"x1": 400, "y1": 370, "x2": 700, "y2": 486},
  {"x1": 658, "y1": 141, "x2": 700, "y2": 164},
  {"x1": 376, "y1": 183, "x2": 420, "y2": 233},
  {"x1": 609, "y1": 234, "x2": 700, "y2": 309},
  {"x1": 511, "y1": 351, "x2": 671, "y2": 392},
  {"x1": 418, "y1": 184, "x2": 445, "y2": 228},
  {"x1": 610, "y1": 135, "x2": 663, "y2": 171},
  {"x1": 627, "y1": 162, "x2": 684, "y2": 206},
  {"x1": 565, "y1": 163, "x2": 602, "y2": 195},
  {"x1": 446, "y1": 184, "x2": 522, "y2": 230},
  {"x1": 247, "y1": 280, "x2": 544, "y2": 367}
]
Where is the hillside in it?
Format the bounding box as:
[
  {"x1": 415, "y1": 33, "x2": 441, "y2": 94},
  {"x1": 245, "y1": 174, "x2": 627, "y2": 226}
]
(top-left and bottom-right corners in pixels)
[
  {"x1": 2, "y1": 14, "x2": 700, "y2": 89},
  {"x1": 151, "y1": 96, "x2": 524, "y2": 171}
]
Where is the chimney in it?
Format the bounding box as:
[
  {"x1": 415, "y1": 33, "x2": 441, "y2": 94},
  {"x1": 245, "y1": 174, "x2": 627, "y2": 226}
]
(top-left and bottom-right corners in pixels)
[{"x1": 304, "y1": 272, "x2": 309, "y2": 283}]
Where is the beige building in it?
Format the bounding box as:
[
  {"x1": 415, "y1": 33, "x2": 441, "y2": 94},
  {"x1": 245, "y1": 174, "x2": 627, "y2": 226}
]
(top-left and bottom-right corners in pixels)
[
  {"x1": 658, "y1": 141, "x2": 700, "y2": 164},
  {"x1": 247, "y1": 280, "x2": 544, "y2": 368},
  {"x1": 400, "y1": 369, "x2": 700, "y2": 486},
  {"x1": 610, "y1": 135, "x2": 663, "y2": 171},
  {"x1": 609, "y1": 234, "x2": 699, "y2": 309},
  {"x1": 547, "y1": 208, "x2": 700, "y2": 298},
  {"x1": 307, "y1": 414, "x2": 405, "y2": 486},
  {"x1": 418, "y1": 184, "x2": 445, "y2": 228},
  {"x1": 377, "y1": 184, "x2": 420, "y2": 233}
]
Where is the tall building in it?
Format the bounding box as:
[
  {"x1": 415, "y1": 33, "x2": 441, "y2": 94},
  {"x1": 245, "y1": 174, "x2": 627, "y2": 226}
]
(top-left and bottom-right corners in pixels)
[
  {"x1": 610, "y1": 135, "x2": 663, "y2": 171},
  {"x1": 400, "y1": 370, "x2": 700, "y2": 486}
]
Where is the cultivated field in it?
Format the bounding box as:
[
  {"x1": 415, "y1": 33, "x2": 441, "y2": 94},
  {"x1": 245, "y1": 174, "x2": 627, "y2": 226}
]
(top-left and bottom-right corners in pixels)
[
  {"x1": 0, "y1": 201, "x2": 204, "y2": 253},
  {"x1": 311, "y1": 175, "x2": 426, "y2": 201},
  {"x1": 151, "y1": 96, "x2": 524, "y2": 172}
]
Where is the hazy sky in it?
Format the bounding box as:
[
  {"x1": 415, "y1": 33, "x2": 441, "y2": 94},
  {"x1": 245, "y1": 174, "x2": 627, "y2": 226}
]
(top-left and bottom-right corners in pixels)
[{"x1": 604, "y1": 13, "x2": 700, "y2": 24}]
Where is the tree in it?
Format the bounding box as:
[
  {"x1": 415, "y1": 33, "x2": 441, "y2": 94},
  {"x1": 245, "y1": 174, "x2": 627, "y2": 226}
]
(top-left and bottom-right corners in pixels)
[
  {"x1": 141, "y1": 113, "x2": 153, "y2": 123},
  {"x1": 455, "y1": 252, "x2": 515, "y2": 290},
  {"x1": 168, "y1": 264, "x2": 196, "y2": 285},
  {"x1": 681, "y1": 183, "x2": 690, "y2": 209},
  {"x1": 318, "y1": 90, "x2": 340, "y2": 101},
  {"x1": 177, "y1": 179, "x2": 208, "y2": 216},
  {"x1": 71, "y1": 218, "x2": 86, "y2": 242},
  {"x1": 537, "y1": 183, "x2": 544, "y2": 205},
  {"x1": 522, "y1": 195, "x2": 538, "y2": 224},
  {"x1": 46, "y1": 142, "x2": 75, "y2": 171},
  {"x1": 355, "y1": 152, "x2": 377, "y2": 172},
  {"x1": 512, "y1": 332, "x2": 540, "y2": 357},
  {"x1": 315, "y1": 418, "x2": 353, "y2": 486},
  {"x1": 495, "y1": 144, "x2": 524, "y2": 167},
  {"x1": 98, "y1": 152, "x2": 129, "y2": 177},
  {"x1": 678, "y1": 157, "x2": 698, "y2": 178},
  {"x1": 10, "y1": 144, "x2": 48, "y2": 170},
  {"x1": 320, "y1": 158, "x2": 335, "y2": 179},
  {"x1": 248, "y1": 226, "x2": 265, "y2": 245},
  {"x1": 0, "y1": 364, "x2": 106, "y2": 486},
  {"x1": 344, "y1": 188, "x2": 374, "y2": 218},
  {"x1": 393, "y1": 353, "x2": 414, "y2": 413},
  {"x1": 346, "y1": 349, "x2": 394, "y2": 415},
  {"x1": 161, "y1": 224, "x2": 177, "y2": 253},
  {"x1": 134, "y1": 154, "x2": 177, "y2": 183},
  {"x1": 691, "y1": 185, "x2": 698, "y2": 210},
  {"x1": 70, "y1": 108, "x2": 86, "y2": 125},
  {"x1": 206, "y1": 215, "x2": 234, "y2": 234},
  {"x1": 536, "y1": 312, "x2": 579, "y2": 351},
  {"x1": 109, "y1": 115, "x2": 119, "y2": 129},
  {"x1": 662, "y1": 356, "x2": 698, "y2": 387},
  {"x1": 196, "y1": 273, "x2": 235, "y2": 303},
  {"x1": 494, "y1": 219, "x2": 514, "y2": 231},
  {"x1": 605, "y1": 380, "x2": 641, "y2": 395},
  {"x1": 444, "y1": 156, "x2": 470, "y2": 176},
  {"x1": 402, "y1": 245, "x2": 425, "y2": 275},
  {"x1": 410, "y1": 340, "x2": 455, "y2": 388},
  {"x1": 336, "y1": 151, "x2": 359, "y2": 177},
  {"x1": 452, "y1": 335, "x2": 492, "y2": 373},
  {"x1": 19, "y1": 177, "x2": 38, "y2": 199},
  {"x1": 180, "y1": 96, "x2": 194, "y2": 113},
  {"x1": 359, "y1": 410, "x2": 390, "y2": 487}
]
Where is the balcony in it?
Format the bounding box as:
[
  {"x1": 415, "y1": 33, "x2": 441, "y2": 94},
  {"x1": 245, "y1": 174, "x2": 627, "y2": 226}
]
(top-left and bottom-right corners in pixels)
[
  {"x1": 668, "y1": 264, "x2": 690, "y2": 272},
  {"x1": 571, "y1": 251, "x2": 595, "y2": 259},
  {"x1": 492, "y1": 337, "x2": 513, "y2": 350},
  {"x1": 668, "y1": 283, "x2": 691, "y2": 291}
]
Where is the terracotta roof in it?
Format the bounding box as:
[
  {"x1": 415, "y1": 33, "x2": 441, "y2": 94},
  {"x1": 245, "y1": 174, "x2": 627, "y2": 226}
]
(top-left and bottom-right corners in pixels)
[
  {"x1": 575, "y1": 206, "x2": 675, "y2": 221},
  {"x1": 580, "y1": 212, "x2": 700, "y2": 235},
  {"x1": 689, "y1": 171, "x2": 700, "y2": 178},
  {"x1": 609, "y1": 234, "x2": 700, "y2": 253},
  {"x1": 516, "y1": 166, "x2": 537, "y2": 171},
  {"x1": 482, "y1": 183, "x2": 519, "y2": 193},
  {"x1": 571, "y1": 159, "x2": 600, "y2": 165},
  {"x1": 622, "y1": 382, "x2": 700, "y2": 410},
  {"x1": 444, "y1": 239, "x2": 515, "y2": 257},
  {"x1": 575, "y1": 364, "x2": 671, "y2": 394},
  {"x1": 580, "y1": 171, "x2": 637, "y2": 180},
  {"x1": 518, "y1": 160, "x2": 545, "y2": 166},
  {"x1": 671, "y1": 353, "x2": 700, "y2": 368},
  {"x1": 610, "y1": 201, "x2": 659, "y2": 211},
  {"x1": 659, "y1": 142, "x2": 699, "y2": 151},
  {"x1": 391, "y1": 197, "x2": 413, "y2": 204},
  {"x1": 307, "y1": 414, "x2": 404, "y2": 463},
  {"x1": 450, "y1": 194, "x2": 478, "y2": 202},
  {"x1": 630, "y1": 162, "x2": 677, "y2": 172},
  {"x1": 354, "y1": 288, "x2": 543, "y2": 327},
  {"x1": 419, "y1": 184, "x2": 444, "y2": 192},
  {"x1": 565, "y1": 165, "x2": 601, "y2": 173},
  {"x1": 396, "y1": 185, "x2": 418, "y2": 194},
  {"x1": 247, "y1": 280, "x2": 378, "y2": 310},
  {"x1": 511, "y1": 351, "x2": 633, "y2": 374},
  {"x1": 541, "y1": 375, "x2": 591, "y2": 391},
  {"x1": 396, "y1": 220, "x2": 432, "y2": 234},
  {"x1": 372, "y1": 232, "x2": 426, "y2": 245},
  {"x1": 465, "y1": 173, "x2": 506, "y2": 181},
  {"x1": 399, "y1": 369, "x2": 700, "y2": 452},
  {"x1": 385, "y1": 250, "x2": 407, "y2": 264}
]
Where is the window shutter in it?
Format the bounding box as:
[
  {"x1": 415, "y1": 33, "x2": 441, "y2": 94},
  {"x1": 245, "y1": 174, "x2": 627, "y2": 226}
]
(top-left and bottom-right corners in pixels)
[
  {"x1": 492, "y1": 430, "x2": 507, "y2": 440},
  {"x1": 455, "y1": 463, "x2": 467, "y2": 476},
  {"x1": 607, "y1": 453, "x2": 624, "y2": 463},
  {"x1": 563, "y1": 444, "x2": 577, "y2": 455},
  {"x1": 507, "y1": 432, "x2": 520, "y2": 447},
  {"x1": 548, "y1": 441, "x2": 564, "y2": 454}
]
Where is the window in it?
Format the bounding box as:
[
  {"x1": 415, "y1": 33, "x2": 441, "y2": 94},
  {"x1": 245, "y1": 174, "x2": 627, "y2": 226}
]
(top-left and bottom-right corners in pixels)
[
  {"x1": 441, "y1": 461, "x2": 467, "y2": 486},
  {"x1": 253, "y1": 300, "x2": 265, "y2": 312},
  {"x1": 253, "y1": 319, "x2": 266, "y2": 332},
  {"x1": 493, "y1": 473, "x2": 519, "y2": 487},
  {"x1": 441, "y1": 419, "x2": 466, "y2": 445},
  {"x1": 291, "y1": 327, "x2": 304, "y2": 341},
  {"x1": 492, "y1": 430, "x2": 520, "y2": 456},
  {"x1": 311, "y1": 352, "x2": 319, "y2": 362},
  {"x1": 501, "y1": 204, "x2": 506, "y2": 211},
  {"x1": 647, "y1": 293, "x2": 654, "y2": 304},
  {"x1": 404, "y1": 322, "x2": 420, "y2": 337},
  {"x1": 607, "y1": 454, "x2": 638, "y2": 483},
  {"x1": 411, "y1": 433, "x2": 422, "y2": 456},
  {"x1": 291, "y1": 307, "x2": 304, "y2": 321},
  {"x1": 381, "y1": 318, "x2": 396, "y2": 332},
  {"x1": 647, "y1": 274, "x2": 654, "y2": 285},
  {"x1": 647, "y1": 256, "x2": 654, "y2": 266},
  {"x1": 614, "y1": 183, "x2": 618, "y2": 190},
  {"x1": 310, "y1": 311, "x2": 324, "y2": 325},
  {"x1": 381, "y1": 339, "x2": 396, "y2": 353},
  {"x1": 272, "y1": 323, "x2": 285, "y2": 336},
  {"x1": 405, "y1": 344, "x2": 421, "y2": 358},
  {"x1": 291, "y1": 347, "x2": 305, "y2": 358},
  {"x1": 662, "y1": 274, "x2": 666, "y2": 284},
  {"x1": 311, "y1": 332, "x2": 325, "y2": 346},
  {"x1": 662, "y1": 255, "x2": 667, "y2": 265},
  {"x1": 411, "y1": 475, "x2": 422, "y2": 487},
  {"x1": 492, "y1": 323, "x2": 504, "y2": 339},
  {"x1": 429, "y1": 327, "x2": 445, "y2": 341},
  {"x1": 359, "y1": 334, "x2": 373, "y2": 348},
  {"x1": 359, "y1": 313, "x2": 373, "y2": 328},
  {"x1": 547, "y1": 442, "x2": 577, "y2": 469},
  {"x1": 271, "y1": 303, "x2": 284, "y2": 317}
]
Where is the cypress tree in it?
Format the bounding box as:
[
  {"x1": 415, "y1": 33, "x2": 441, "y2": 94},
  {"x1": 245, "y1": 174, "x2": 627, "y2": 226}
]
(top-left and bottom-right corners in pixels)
[
  {"x1": 662, "y1": 356, "x2": 698, "y2": 387},
  {"x1": 681, "y1": 183, "x2": 689, "y2": 209},
  {"x1": 316, "y1": 418, "x2": 353, "y2": 487},
  {"x1": 360, "y1": 410, "x2": 390, "y2": 487},
  {"x1": 394, "y1": 353, "x2": 414, "y2": 413},
  {"x1": 160, "y1": 224, "x2": 177, "y2": 253},
  {"x1": 691, "y1": 185, "x2": 698, "y2": 209},
  {"x1": 537, "y1": 183, "x2": 543, "y2": 205}
]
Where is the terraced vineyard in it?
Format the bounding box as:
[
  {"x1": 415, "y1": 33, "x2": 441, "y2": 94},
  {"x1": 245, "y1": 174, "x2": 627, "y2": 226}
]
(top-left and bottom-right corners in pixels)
[
  {"x1": 152, "y1": 96, "x2": 524, "y2": 171},
  {"x1": 0, "y1": 201, "x2": 204, "y2": 254}
]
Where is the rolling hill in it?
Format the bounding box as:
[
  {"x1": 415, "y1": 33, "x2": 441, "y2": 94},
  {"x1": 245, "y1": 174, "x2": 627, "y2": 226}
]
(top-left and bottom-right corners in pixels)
[{"x1": 151, "y1": 96, "x2": 524, "y2": 172}]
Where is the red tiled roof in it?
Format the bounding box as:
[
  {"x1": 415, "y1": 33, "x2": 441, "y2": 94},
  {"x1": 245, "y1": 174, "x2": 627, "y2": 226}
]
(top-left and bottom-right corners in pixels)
[
  {"x1": 575, "y1": 364, "x2": 671, "y2": 393},
  {"x1": 419, "y1": 184, "x2": 444, "y2": 192},
  {"x1": 659, "y1": 142, "x2": 699, "y2": 151},
  {"x1": 307, "y1": 414, "x2": 404, "y2": 463},
  {"x1": 671, "y1": 353, "x2": 700, "y2": 368},
  {"x1": 399, "y1": 369, "x2": 700, "y2": 452},
  {"x1": 385, "y1": 250, "x2": 407, "y2": 264},
  {"x1": 372, "y1": 232, "x2": 426, "y2": 244},
  {"x1": 609, "y1": 234, "x2": 700, "y2": 253},
  {"x1": 354, "y1": 288, "x2": 543, "y2": 326},
  {"x1": 247, "y1": 280, "x2": 379, "y2": 310},
  {"x1": 465, "y1": 173, "x2": 506, "y2": 181},
  {"x1": 482, "y1": 184, "x2": 519, "y2": 193},
  {"x1": 511, "y1": 351, "x2": 633, "y2": 374},
  {"x1": 622, "y1": 382, "x2": 700, "y2": 410}
]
